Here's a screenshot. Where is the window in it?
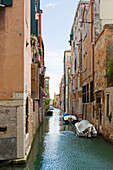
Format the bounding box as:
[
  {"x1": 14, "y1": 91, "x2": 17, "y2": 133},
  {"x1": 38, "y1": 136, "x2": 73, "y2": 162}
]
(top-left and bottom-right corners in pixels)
[
  {"x1": 0, "y1": 127, "x2": 7, "y2": 133},
  {"x1": 87, "y1": 83, "x2": 89, "y2": 103},
  {"x1": 90, "y1": 81, "x2": 93, "y2": 102},
  {"x1": 82, "y1": 84, "x2": 90, "y2": 103},
  {"x1": 84, "y1": 86, "x2": 86, "y2": 103},
  {"x1": 33, "y1": 99, "x2": 35, "y2": 112},
  {"x1": 73, "y1": 41, "x2": 75, "y2": 52},
  {"x1": 106, "y1": 94, "x2": 109, "y2": 117},
  {"x1": 74, "y1": 58, "x2": 76, "y2": 71},
  {"x1": 82, "y1": 87, "x2": 84, "y2": 103},
  {"x1": 82, "y1": 85, "x2": 86, "y2": 103},
  {"x1": 1, "y1": 0, "x2": 13, "y2": 6}
]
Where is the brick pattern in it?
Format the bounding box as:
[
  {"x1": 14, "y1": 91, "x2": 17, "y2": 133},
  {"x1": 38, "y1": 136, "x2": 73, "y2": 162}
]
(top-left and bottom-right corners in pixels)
[{"x1": 94, "y1": 25, "x2": 113, "y2": 141}]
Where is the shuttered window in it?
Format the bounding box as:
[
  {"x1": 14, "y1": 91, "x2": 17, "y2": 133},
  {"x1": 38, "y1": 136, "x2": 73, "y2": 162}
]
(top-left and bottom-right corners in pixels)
[
  {"x1": 31, "y1": 64, "x2": 39, "y2": 100},
  {"x1": 1, "y1": 0, "x2": 13, "y2": 6},
  {"x1": 82, "y1": 84, "x2": 89, "y2": 103},
  {"x1": 87, "y1": 83, "x2": 89, "y2": 103},
  {"x1": 74, "y1": 58, "x2": 76, "y2": 71},
  {"x1": 90, "y1": 81, "x2": 93, "y2": 102},
  {"x1": 73, "y1": 41, "x2": 75, "y2": 52},
  {"x1": 82, "y1": 85, "x2": 86, "y2": 103},
  {"x1": 31, "y1": 0, "x2": 39, "y2": 36}
]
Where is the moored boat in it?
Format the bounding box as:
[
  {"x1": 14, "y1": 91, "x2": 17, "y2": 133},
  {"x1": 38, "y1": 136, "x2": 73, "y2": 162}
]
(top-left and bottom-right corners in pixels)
[
  {"x1": 62, "y1": 113, "x2": 77, "y2": 124},
  {"x1": 75, "y1": 120, "x2": 97, "y2": 138},
  {"x1": 46, "y1": 106, "x2": 54, "y2": 116},
  {"x1": 46, "y1": 109, "x2": 54, "y2": 116}
]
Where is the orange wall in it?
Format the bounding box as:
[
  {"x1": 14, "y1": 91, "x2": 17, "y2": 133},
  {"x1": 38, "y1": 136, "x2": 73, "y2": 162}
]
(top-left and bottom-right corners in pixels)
[
  {"x1": 0, "y1": 0, "x2": 31, "y2": 99},
  {"x1": 24, "y1": 0, "x2": 31, "y2": 92}
]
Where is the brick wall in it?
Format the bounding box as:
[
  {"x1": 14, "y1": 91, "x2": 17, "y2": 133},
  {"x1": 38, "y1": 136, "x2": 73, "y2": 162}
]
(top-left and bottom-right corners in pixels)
[{"x1": 94, "y1": 25, "x2": 113, "y2": 141}]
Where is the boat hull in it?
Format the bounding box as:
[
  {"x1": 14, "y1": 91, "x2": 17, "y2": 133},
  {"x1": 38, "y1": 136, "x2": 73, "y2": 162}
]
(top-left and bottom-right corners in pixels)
[
  {"x1": 46, "y1": 110, "x2": 54, "y2": 116},
  {"x1": 63, "y1": 115, "x2": 78, "y2": 124}
]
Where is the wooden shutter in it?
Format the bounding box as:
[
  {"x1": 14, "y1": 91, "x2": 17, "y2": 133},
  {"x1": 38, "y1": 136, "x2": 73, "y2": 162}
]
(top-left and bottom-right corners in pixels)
[
  {"x1": 1, "y1": 0, "x2": 13, "y2": 6},
  {"x1": 31, "y1": 63, "x2": 39, "y2": 99}
]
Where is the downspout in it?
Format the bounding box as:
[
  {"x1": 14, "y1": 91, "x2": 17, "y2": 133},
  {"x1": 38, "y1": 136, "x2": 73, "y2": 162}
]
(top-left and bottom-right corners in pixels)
[
  {"x1": 39, "y1": 10, "x2": 43, "y2": 68},
  {"x1": 64, "y1": 52, "x2": 66, "y2": 112},
  {"x1": 91, "y1": 0, "x2": 94, "y2": 118}
]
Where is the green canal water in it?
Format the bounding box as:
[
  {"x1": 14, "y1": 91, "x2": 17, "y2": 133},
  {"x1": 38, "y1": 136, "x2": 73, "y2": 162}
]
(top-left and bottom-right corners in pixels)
[{"x1": 1, "y1": 108, "x2": 113, "y2": 170}]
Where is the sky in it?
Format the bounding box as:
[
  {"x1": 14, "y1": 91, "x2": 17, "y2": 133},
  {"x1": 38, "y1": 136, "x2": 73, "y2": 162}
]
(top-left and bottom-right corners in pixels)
[{"x1": 41, "y1": 0, "x2": 79, "y2": 99}]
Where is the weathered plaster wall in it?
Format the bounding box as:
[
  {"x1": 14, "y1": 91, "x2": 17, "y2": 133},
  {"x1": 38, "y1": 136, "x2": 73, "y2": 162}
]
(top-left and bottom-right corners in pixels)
[
  {"x1": 94, "y1": 30, "x2": 106, "y2": 91},
  {"x1": 94, "y1": 25, "x2": 113, "y2": 139},
  {"x1": 24, "y1": 0, "x2": 31, "y2": 92},
  {"x1": 0, "y1": 106, "x2": 17, "y2": 160},
  {"x1": 0, "y1": 0, "x2": 24, "y2": 100},
  {"x1": 94, "y1": 0, "x2": 102, "y2": 40},
  {"x1": 104, "y1": 87, "x2": 113, "y2": 142},
  {"x1": 0, "y1": 93, "x2": 25, "y2": 160},
  {"x1": 0, "y1": 0, "x2": 39, "y2": 161}
]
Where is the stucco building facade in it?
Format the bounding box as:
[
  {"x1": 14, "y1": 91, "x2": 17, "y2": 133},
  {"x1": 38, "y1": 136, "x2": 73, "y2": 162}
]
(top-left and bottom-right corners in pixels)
[{"x1": 0, "y1": 0, "x2": 45, "y2": 161}]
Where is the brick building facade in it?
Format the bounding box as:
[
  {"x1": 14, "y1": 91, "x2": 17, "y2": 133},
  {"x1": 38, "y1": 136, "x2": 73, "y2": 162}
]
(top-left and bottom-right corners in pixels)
[
  {"x1": 94, "y1": 25, "x2": 113, "y2": 141},
  {"x1": 60, "y1": 0, "x2": 113, "y2": 142}
]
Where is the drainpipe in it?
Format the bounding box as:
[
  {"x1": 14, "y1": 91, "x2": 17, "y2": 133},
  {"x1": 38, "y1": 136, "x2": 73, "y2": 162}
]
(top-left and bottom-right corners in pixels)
[
  {"x1": 91, "y1": 0, "x2": 95, "y2": 118},
  {"x1": 64, "y1": 52, "x2": 66, "y2": 112}
]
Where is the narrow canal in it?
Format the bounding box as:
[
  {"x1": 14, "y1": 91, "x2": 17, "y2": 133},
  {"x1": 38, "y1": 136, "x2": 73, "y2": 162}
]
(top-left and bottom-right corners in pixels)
[{"x1": 1, "y1": 108, "x2": 113, "y2": 170}]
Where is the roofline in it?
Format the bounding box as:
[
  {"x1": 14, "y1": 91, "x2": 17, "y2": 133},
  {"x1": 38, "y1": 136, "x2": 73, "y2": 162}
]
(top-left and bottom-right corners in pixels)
[
  {"x1": 64, "y1": 50, "x2": 71, "y2": 53},
  {"x1": 70, "y1": 0, "x2": 90, "y2": 33}
]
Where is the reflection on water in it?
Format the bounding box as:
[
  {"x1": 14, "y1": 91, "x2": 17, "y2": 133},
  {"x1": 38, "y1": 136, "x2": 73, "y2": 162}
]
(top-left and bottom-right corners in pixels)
[{"x1": 1, "y1": 108, "x2": 113, "y2": 170}]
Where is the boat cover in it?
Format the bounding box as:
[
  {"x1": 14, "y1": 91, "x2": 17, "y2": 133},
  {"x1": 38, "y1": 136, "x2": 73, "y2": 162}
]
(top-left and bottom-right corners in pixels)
[
  {"x1": 64, "y1": 115, "x2": 77, "y2": 121},
  {"x1": 64, "y1": 115, "x2": 72, "y2": 121},
  {"x1": 63, "y1": 112, "x2": 70, "y2": 117},
  {"x1": 49, "y1": 106, "x2": 54, "y2": 110},
  {"x1": 78, "y1": 120, "x2": 93, "y2": 132},
  {"x1": 71, "y1": 115, "x2": 77, "y2": 120}
]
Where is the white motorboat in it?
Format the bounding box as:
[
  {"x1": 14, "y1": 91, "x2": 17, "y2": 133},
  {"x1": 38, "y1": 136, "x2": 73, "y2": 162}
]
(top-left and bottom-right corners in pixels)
[
  {"x1": 46, "y1": 107, "x2": 54, "y2": 116},
  {"x1": 75, "y1": 120, "x2": 97, "y2": 138},
  {"x1": 63, "y1": 114, "x2": 77, "y2": 124},
  {"x1": 46, "y1": 109, "x2": 54, "y2": 116}
]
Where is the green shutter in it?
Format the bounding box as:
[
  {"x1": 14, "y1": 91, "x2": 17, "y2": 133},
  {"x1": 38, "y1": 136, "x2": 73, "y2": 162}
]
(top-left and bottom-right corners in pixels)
[
  {"x1": 31, "y1": 0, "x2": 39, "y2": 37},
  {"x1": 1, "y1": 0, "x2": 13, "y2": 6}
]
